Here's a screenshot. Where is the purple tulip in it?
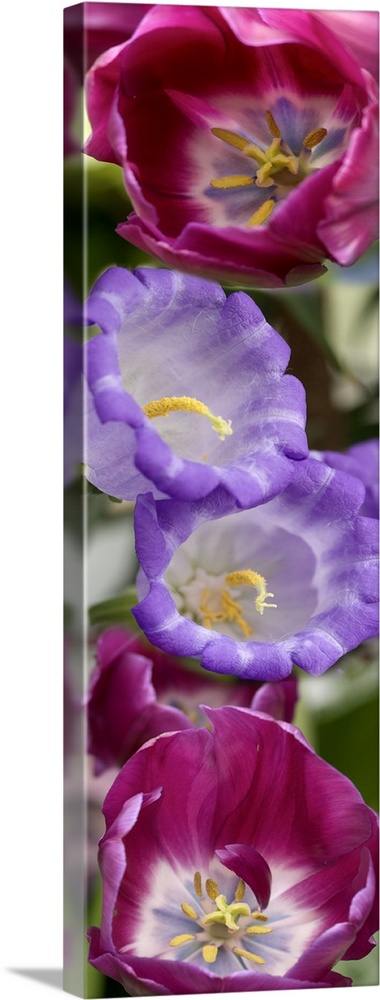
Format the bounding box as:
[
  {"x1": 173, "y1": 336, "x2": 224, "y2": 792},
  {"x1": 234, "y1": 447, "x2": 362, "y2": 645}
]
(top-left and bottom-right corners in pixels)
[
  {"x1": 86, "y1": 626, "x2": 298, "y2": 774},
  {"x1": 313, "y1": 10, "x2": 379, "y2": 82},
  {"x1": 64, "y1": 2, "x2": 151, "y2": 77},
  {"x1": 85, "y1": 266, "x2": 307, "y2": 506},
  {"x1": 133, "y1": 457, "x2": 379, "y2": 679},
  {"x1": 87, "y1": 706, "x2": 378, "y2": 992},
  {"x1": 85, "y1": 6, "x2": 378, "y2": 288}
]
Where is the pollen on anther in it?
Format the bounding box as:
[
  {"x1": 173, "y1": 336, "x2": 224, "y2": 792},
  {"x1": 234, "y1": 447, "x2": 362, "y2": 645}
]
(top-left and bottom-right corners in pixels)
[
  {"x1": 210, "y1": 175, "x2": 254, "y2": 189},
  {"x1": 247, "y1": 199, "x2": 275, "y2": 228},
  {"x1": 251, "y1": 911, "x2": 268, "y2": 921},
  {"x1": 235, "y1": 879, "x2": 245, "y2": 901},
  {"x1": 181, "y1": 902, "x2": 198, "y2": 920},
  {"x1": 266, "y1": 110, "x2": 281, "y2": 138},
  {"x1": 206, "y1": 878, "x2": 219, "y2": 901},
  {"x1": 194, "y1": 871, "x2": 203, "y2": 898},
  {"x1": 203, "y1": 944, "x2": 218, "y2": 964},
  {"x1": 234, "y1": 947, "x2": 265, "y2": 964},
  {"x1": 303, "y1": 127, "x2": 328, "y2": 149},
  {"x1": 211, "y1": 127, "x2": 249, "y2": 152},
  {"x1": 246, "y1": 924, "x2": 273, "y2": 935},
  {"x1": 170, "y1": 933, "x2": 196, "y2": 947}
]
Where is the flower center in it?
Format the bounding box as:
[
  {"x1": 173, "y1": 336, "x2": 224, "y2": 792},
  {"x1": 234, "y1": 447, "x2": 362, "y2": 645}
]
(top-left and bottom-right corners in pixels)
[
  {"x1": 198, "y1": 568, "x2": 277, "y2": 638},
  {"x1": 210, "y1": 109, "x2": 327, "y2": 227},
  {"x1": 170, "y1": 872, "x2": 272, "y2": 966},
  {"x1": 142, "y1": 395, "x2": 233, "y2": 442}
]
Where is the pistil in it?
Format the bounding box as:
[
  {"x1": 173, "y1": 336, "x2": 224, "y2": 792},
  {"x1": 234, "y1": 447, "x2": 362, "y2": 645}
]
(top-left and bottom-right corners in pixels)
[
  {"x1": 225, "y1": 570, "x2": 277, "y2": 615},
  {"x1": 142, "y1": 395, "x2": 232, "y2": 441},
  {"x1": 202, "y1": 894, "x2": 252, "y2": 931}
]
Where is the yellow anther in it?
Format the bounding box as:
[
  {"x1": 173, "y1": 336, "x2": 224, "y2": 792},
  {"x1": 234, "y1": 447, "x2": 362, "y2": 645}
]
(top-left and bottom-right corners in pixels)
[
  {"x1": 200, "y1": 588, "x2": 225, "y2": 627},
  {"x1": 206, "y1": 878, "x2": 219, "y2": 901},
  {"x1": 210, "y1": 175, "x2": 254, "y2": 189},
  {"x1": 170, "y1": 933, "x2": 196, "y2": 947},
  {"x1": 235, "y1": 879, "x2": 246, "y2": 901},
  {"x1": 200, "y1": 587, "x2": 253, "y2": 638},
  {"x1": 246, "y1": 924, "x2": 273, "y2": 935},
  {"x1": 225, "y1": 570, "x2": 277, "y2": 615},
  {"x1": 194, "y1": 871, "x2": 203, "y2": 898},
  {"x1": 221, "y1": 591, "x2": 252, "y2": 637},
  {"x1": 142, "y1": 396, "x2": 232, "y2": 442},
  {"x1": 203, "y1": 944, "x2": 218, "y2": 963},
  {"x1": 266, "y1": 109, "x2": 281, "y2": 138},
  {"x1": 187, "y1": 709, "x2": 199, "y2": 724},
  {"x1": 251, "y1": 911, "x2": 268, "y2": 921},
  {"x1": 211, "y1": 128, "x2": 271, "y2": 165},
  {"x1": 210, "y1": 118, "x2": 326, "y2": 231},
  {"x1": 234, "y1": 947, "x2": 265, "y2": 964},
  {"x1": 247, "y1": 199, "x2": 275, "y2": 227},
  {"x1": 181, "y1": 902, "x2": 198, "y2": 920},
  {"x1": 211, "y1": 127, "x2": 253, "y2": 152},
  {"x1": 303, "y1": 127, "x2": 328, "y2": 149}
]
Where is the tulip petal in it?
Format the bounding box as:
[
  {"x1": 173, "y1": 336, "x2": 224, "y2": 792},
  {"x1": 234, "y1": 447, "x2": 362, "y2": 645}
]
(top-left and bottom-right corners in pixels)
[{"x1": 216, "y1": 844, "x2": 272, "y2": 910}]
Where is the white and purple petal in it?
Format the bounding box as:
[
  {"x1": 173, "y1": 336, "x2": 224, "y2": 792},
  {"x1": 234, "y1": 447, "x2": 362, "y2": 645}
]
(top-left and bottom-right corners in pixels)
[
  {"x1": 133, "y1": 458, "x2": 378, "y2": 679},
  {"x1": 85, "y1": 266, "x2": 307, "y2": 506}
]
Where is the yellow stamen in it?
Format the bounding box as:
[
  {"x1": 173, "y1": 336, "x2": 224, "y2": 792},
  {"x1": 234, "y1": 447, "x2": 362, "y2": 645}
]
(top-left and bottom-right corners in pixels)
[
  {"x1": 211, "y1": 128, "x2": 271, "y2": 165},
  {"x1": 246, "y1": 925, "x2": 273, "y2": 935},
  {"x1": 203, "y1": 944, "x2": 218, "y2": 963},
  {"x1": 266, "y1": 109, "x2": 281, "y2": 138},
  {"x1": 235, "y1": 879, "x2": 246, "y2": 901},
  {"x1": 194, "y1": 871, "x2": 203, "y2": 898},
  {"x1": 303, "y1": 127, "x2": 328, "y2": 149},
  {"x1": 251, "y1": 911, "x2": 268, "y2": 921},
  {"x1": 187, "y1": 710, "x2": 199, "y2": 724},
  {"x1": 142, "y1": 396, "x2": 232, "y2": 442},
  {"x1": 211, "y1": 119, "x2": 328, "y2": 231},
  {"x1": 210, "y1": 175, "x2": 254, "y2": 189},
  {"x1": 225, "y1": 569, "x2": 277, "y2": 615},
  {"x1": 234, "y1": 947, "x2": 265, "y2": 964},
  {"x1": 205, "y1": 878, "x2": 219, "y2": 901},
  {"x1": 181, "y1": 902, "x2": 198, "y2": 920},
  {"x1": 221, "y1": 591, "x2": 252, "y2": 637},
  {"x1": 199, "y1": 587, "x2": 253, "y2": 639},
  {"x1": 247, "y1": 199, "x2": 275, "y2": 227},
  {"x1": 170, "y1": 934, "x2": 196, "y2": 947},
  {"x1": 211, "y1": 127, "x2": 253, "y2": 153}
]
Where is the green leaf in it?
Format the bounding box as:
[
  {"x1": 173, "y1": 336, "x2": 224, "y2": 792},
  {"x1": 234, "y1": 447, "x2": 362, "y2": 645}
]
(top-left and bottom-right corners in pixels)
[
  {"x1": 84, "y1": 876, "x2": 105, "y2": 999},
  {"x1": 89, "y1": 588, "x2": 138, "y2": 628}
]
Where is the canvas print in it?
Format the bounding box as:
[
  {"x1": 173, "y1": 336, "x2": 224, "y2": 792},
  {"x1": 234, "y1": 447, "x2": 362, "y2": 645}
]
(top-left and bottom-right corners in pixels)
[{"x1": 63, "y1": 4, "x2": 379, "y2": 997}]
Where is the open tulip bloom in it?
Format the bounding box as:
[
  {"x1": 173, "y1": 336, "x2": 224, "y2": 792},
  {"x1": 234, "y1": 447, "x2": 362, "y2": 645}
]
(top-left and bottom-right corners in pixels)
[
  {"x1": 133, "y1": 457, "x2": 379, "y2": 680},
  {"x1": 87, "y1": 706, "x2": 378, "y2": 992},
  {"x1": 85, "y1": 6, "x2": 379, "y2": 288},
  {"x1": 85, "y1": 266, "x2": 307, "y2": 506}
]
